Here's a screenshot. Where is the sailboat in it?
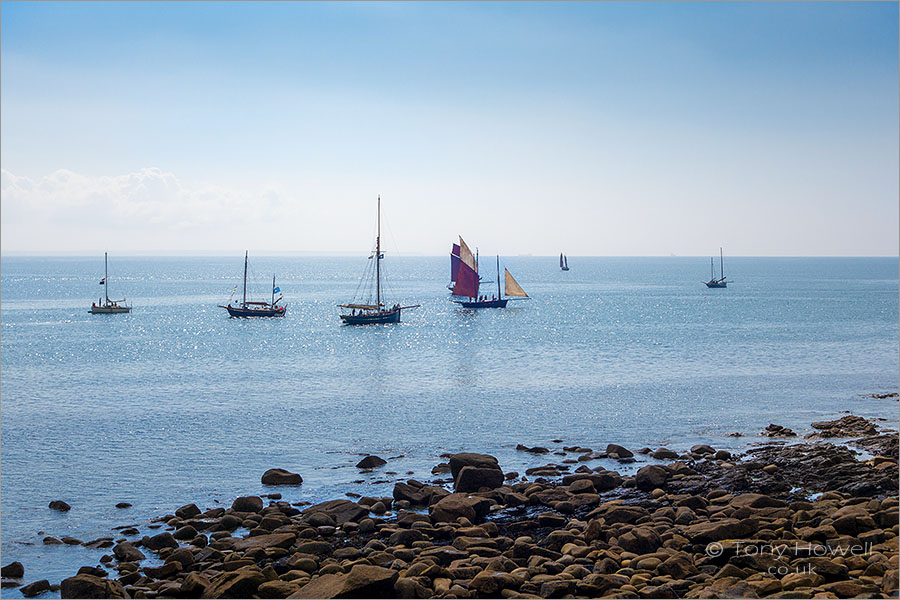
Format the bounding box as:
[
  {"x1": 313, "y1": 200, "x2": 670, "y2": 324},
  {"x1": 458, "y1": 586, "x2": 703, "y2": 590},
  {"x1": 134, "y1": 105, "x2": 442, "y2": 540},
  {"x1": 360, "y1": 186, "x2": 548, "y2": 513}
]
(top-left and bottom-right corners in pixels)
[
  {"x1": 339, "y1": 196, "x2": 420, "y2": 324},
  {"x1": 452, "y1": 245, "x2": 529, "y2": 308},
  {"x1": 448, "y1": 239, "x2": 491, "y2": 290},
  {"x1": 704, "y1": 247, "x2": 732, "y2": 288},
  {"x1": 90, "y1": 253, "x2": 132, "y2": 314},
  {"x1": 560, "y1": 253, "x2": 570, "y2": 271},
  {"x1": 220, "y1": 251, "x2": 286, "y2": 317}
]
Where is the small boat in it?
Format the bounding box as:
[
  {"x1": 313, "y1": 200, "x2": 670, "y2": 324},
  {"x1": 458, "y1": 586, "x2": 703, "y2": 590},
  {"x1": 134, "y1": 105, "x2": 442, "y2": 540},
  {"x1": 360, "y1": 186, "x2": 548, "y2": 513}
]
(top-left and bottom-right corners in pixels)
[
  {"x1": 339, "y1": 196, "x2": 420, "y2": 325},
  {"x1": 560, "y1": 253, "x2": 570, "y2": 271},
  {"x1": 452, "y1": 245, "x2": 529, "y2": 308},
  {"x1": 90, "y1": 252, "x2": 131, "y2": 314},
  {"x1": 704, "y1": 247, "x2": 732, "y2": 288},
  {"x1": 220, "y1": 251, "x2": 286, "y2": 317}
]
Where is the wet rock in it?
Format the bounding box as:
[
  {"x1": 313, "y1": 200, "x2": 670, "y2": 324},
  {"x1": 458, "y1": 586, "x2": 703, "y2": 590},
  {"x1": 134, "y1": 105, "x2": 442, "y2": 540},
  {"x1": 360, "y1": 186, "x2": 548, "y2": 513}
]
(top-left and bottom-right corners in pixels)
[
  {"x1": 635, "y1": 464, "x2": 670, "y2": 490},
  {"x1": 429, "y1": 493, "x2": 491, "y2": 523},
  {"x1": 205, "y1": 566, "x2": 266, "y2": 599},
  {"x1": 231, "y1": 495, "x2": 264, "y2": 512},
  {"x1": 1, "y1": 562, "x2": 24, "y2": 579},
  {"x1": 618, "y1": 526, "x2": 662, "y2": 554},
  {"x1": 112, "y1": 542, "x2": 145, "y2": 562},
  {"x1": 691, "y1": 444, "x2": 716, "y2": 455},
  {"x1": 49, "y1": 500, "x2": 71, "y2": 512},
  {"x1": 763, "y1": 424, "x2": 797, "y2": 437},
  {"x1": 175, "y1": 503, "x2": 201, "y2": 519},
  {"x1": 1, "y1": 579, "x2": 21, "y2": 589},
  {"x1": 20, "y1": 580, "x2": 51, "y2": 597},
  {"x1": 61, "y1": 536, "x2": 83, "y2": 545},
  {"x1": 454, "y1": 465, "x2": 504, "y2": 492},
  {"x1": 516, "y1": 444, "x2": 549, "y2": 454},
  {"x1": 304, "y1": 499, "x2": 368, "y2": 525},
  {"x1": 652, "y1": 448, "x2": 679, "y2": 460},
  {"x1": 262, "y1": 468, "x2": 304, "y2": 485},
  {"x1": 356, "y1": 455, "x2": 387, "y2": 469},
  {"x1": 683, "y1": 517, "x2": 758, "y2": 542},
  {"x1": 448, "y1": 452, "x2": 500, "y2": 479},
  {"x1": 115, "y1": 502, "x2": 131, "y2": 509},
  {"x1": 606, "y1": 443, "x2": 633, "y2": 458},
  {"x1": 291, "y1": 564, "x2": 398, "y2": 598},
  {"x1": 259, "y1": 580, "x2": 302, "y2": 598},
  {"x1": 232, "y1": 532, "x2": 296, "y2": 551},
  {"x1": 143, "y1": 531, "x2": 178, "y2": 551},
  {"x1": 808, "y1": 415, "x2": 878, "y2": 438}
]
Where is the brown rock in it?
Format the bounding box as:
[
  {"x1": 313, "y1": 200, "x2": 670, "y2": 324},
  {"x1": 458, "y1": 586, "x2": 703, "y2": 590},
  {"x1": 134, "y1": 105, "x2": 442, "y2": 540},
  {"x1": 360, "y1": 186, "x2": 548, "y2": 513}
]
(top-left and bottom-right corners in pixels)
[
  {"x1": 454, "y1": 465, "x2": 504, "y2": 492},
  {"x1": 205, "y1": 566, "x2": 267, "y2": 599},
  {"x1": 20, "y1": 580, "x2": 51, "y2": 597},
  {"x1": 231, "y1": 495, "x2": 264, "y2": 512},
  {"x1": 289, "y1": 564, "x2": 398, "y2": 598},
  {"x1": 232, "y1": 532, "x2": 296, "y2": 552},
  {"x1": 356, "y1": 456, "x2": 387, "y2": 469},
  {"x1": 262, "y1": 468, "x2": 304, "y2": 485},
  {"x1": 304, "y1": 499, "x2": 368, "y2": 525},
  {"x1": 1, "y1": 562, "x2": 24, "y2": 579},
  {"x1": 112, "y1": 541, "x2": 145, "y2": 562},
  {"x1": 60, "y1": 574, "x2": 128, "y2": 599},
  {"x1": 448, "y1": 452, "x2": 500, "y2": 479},
  {"x1": 429, "y1": 493, "x2": 491, "y2": 523},
  {"x1": 258, "y1": 580, "x2": 302, "y2": 598},
  {"x1": 635, "y1": 465, "x2": 670, "y2": 490},
  {"x1": 606, "y1": 444, "x2": 633, "y2": 458}
]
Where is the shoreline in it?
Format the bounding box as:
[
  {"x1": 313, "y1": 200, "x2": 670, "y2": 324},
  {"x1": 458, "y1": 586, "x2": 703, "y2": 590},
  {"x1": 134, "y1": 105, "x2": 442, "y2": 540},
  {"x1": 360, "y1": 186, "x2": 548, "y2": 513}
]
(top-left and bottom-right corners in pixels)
[{"x1": 2, "y1": 410, "x2": 898, "y2": 599}]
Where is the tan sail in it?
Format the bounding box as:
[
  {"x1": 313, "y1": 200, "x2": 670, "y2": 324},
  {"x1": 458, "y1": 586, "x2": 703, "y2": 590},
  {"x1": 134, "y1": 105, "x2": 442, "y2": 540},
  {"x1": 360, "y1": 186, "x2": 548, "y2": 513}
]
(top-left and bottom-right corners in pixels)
[
  {"x1": 504, "y1": 268, "x2": 528, "y2": 297},
  {"x1": 459, "y1": 236, "x2": 477, "y2": 272}
]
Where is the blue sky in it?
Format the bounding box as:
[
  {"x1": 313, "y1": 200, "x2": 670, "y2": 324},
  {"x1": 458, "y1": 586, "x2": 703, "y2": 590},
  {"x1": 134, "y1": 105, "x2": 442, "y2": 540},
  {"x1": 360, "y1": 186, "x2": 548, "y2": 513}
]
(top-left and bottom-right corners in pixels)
[{"x1": 2, "y1": 2, "x2": 897, "y2": 255}]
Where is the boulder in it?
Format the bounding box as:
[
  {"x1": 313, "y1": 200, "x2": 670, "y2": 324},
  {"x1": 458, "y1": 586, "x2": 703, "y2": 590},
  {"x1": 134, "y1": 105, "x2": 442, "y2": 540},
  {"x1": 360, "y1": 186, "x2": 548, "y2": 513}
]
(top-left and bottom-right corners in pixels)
[
  {"x1": 392, "y1": 482, "x2": 432, "y2": 505},
  {"x1": 289, "y1": 564, "x2": 398, "y2": 598},
  {"x1": 683, "y1": 518, "x2": 758, "y2": 542},
  {"x1": 1, "y1": 562, "x2": 24, "y2": 579},
  {"x1": 356, "y1": 456, "x2": 387, "y2": 469},
  {"x1": 115, "y1": 502, "x2": 132, "y2": 509},
  {"x1": 112, "y1": 541, "x2": 145, "y2": 562},
  {"x1": 175, "y1": 503, "x2": 201, "y2": 519},
  {"x1": 635, "y1": 464, "x2": 670, "y2": 490},
  {"x1": 205, "y1": 567, "x2": 266, "y2": 599},
  {"x1": 652, "y1": 448, "x2": 679, "y2": 460},
  {"x1": 49, "y1": 500, "x2": 71, "y2": 512},
  {"x1": 143, "y1": 531, "x2": 178, "y2": 551},
  {"x1": 617, "y1": 526, "x2": 662, "y2": 555},
  {"x1": 231, "y1": 496, "x2": 264, "y2": 512},
  {"x1": 429, "y1": 493, "x2": 491, "y2": 524},
  {"x1": 303, "y1": 499, "x2": 368, "y2": 525},
  {"x1": 448, "y1": 453, "x2": 500, "y2": 479},
  {"x1": 20, "y1": 580, "x2": 51, "y2": 598},
  {"x1": 232, "y1": 532, "x2": 296, "y2": 552},
  {"x1": 729, "y1": 493, "x2": 787, "y2": 509},
  {"x1": 262, "y1": 468, "x2": 303, "y2": 485},
  {"x1": 454, "y1": 466, "x2": 504, "y2": 492},
  {"x1": 605, "y1": 444, "x2": 633, "y2": 458},
  {"x1": 691, "y1": 444, "x2": 715, "y2": 455}
]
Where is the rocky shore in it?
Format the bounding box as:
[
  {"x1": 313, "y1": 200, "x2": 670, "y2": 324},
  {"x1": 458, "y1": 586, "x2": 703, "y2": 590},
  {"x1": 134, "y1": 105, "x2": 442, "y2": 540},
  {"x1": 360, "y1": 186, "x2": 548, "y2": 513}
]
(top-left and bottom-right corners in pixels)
[{"x1": 3, "y1": 414, "x2": 898, "y2": 599}]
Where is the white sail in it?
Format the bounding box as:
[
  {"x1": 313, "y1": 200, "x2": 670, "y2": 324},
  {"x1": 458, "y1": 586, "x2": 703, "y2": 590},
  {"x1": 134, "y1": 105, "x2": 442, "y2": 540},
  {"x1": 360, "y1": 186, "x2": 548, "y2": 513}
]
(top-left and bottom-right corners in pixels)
[
  {"x1": 459, "y1": 237, "x2": 477, "y2": 272},
  {"x1": 504, "y1": 268, "x2": 528, "y2": 298}
]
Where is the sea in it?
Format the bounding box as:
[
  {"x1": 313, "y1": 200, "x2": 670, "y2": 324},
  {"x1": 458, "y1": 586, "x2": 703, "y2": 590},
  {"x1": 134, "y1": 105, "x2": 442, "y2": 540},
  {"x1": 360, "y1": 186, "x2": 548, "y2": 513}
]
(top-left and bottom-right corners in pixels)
[{"x1": 1, "y1": 255, "x2": 897, "y2": 595}]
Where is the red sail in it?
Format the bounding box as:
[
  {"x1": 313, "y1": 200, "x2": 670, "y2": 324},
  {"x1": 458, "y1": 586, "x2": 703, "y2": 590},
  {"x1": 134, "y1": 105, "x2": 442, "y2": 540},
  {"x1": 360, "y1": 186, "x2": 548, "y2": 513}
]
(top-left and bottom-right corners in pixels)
[
  {"x1": 452, "y1": 261, "x2": 479, "y2": 298},
  {"x1": 450, "y1": 244, "x2": 461, "y2": 282}
]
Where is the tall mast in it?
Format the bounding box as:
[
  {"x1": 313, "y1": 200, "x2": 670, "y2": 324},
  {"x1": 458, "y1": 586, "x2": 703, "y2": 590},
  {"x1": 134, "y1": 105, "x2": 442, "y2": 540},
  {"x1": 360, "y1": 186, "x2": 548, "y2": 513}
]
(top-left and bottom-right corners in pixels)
[
  {"x1": 272, "y1": 274, "x2": 276, "y2": 306},
  {"x1": 720, "y1": 247, "x2": 724, "y2": 280},
  {"x1": 376, "y1": 196, "x2": 381, "y2": 311},
  {"x1": 104, "y1": 252, "x2": 109, "y2": 304},
  {"x1": 711, "y1": 257, "x2": 714, "y2": 281},
  {"x1": 497, "y1": 255, "x2": 501, "y2": 299},
  {"x1": 243, "y1": 251, "x2": 248, "y2": 305}
]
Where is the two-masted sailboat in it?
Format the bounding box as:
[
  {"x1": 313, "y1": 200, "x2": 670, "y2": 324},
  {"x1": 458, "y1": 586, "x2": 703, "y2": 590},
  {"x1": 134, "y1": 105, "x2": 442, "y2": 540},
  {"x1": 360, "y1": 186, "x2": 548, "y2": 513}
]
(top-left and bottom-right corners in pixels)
[
  {"x1": 451, "y1": 238, "x2": 528, "y2": 308},
  {"x1": 220, "y1": 251, "x2": 286, "y2": 317},
  {"x1": 560, "y1": 253, "x2": 570, "y2": 271},
  {"x1": 704, "y1": 247, "x2": 732, "y2": 288},
  {"x1": 90, "y1": 252, "x2": 132, "y2": 314},
  {"x1": 339, "y1": 197, "x2": 419, "y2": 325},
  {"x1": 448, "y1": 239, "x2": 491, "y2": 290}
]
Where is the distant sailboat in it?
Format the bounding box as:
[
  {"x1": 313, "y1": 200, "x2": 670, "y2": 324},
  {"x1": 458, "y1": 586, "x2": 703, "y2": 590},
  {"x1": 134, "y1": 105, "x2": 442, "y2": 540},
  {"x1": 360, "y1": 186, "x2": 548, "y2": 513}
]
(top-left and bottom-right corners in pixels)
[
  {"x1": 339, "y1": 196, "x2": 420, "y2": 324},
  {"x1": 452, "y1": 246, "x2": 529, "y2": 308},
  {"x1": 90, "y1": 252, "x2": 131, "y2": 314},
  {"x1": 560, "y1": 253, "x2": 570, "y2": 271},
  {"x1": 220, "y1": 251, "x2": 286, "y2": 317},
  {"x1": 704, "y1": 247, "x2": 732, "y2": 288}
]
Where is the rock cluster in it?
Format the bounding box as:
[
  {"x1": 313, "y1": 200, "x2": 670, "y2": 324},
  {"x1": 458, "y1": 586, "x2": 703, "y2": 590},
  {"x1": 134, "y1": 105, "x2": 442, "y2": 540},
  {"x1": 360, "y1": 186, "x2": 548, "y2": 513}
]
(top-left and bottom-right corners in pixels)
[
  {"x1": 808, "y1": 416, "x2": 880, "y2": 439},
  {"x1": 762, "y1": 424, "x2": 797, "y2": 437},
  {"x1": 19, "y1": 417, "x2": 899, "y2": 599}
]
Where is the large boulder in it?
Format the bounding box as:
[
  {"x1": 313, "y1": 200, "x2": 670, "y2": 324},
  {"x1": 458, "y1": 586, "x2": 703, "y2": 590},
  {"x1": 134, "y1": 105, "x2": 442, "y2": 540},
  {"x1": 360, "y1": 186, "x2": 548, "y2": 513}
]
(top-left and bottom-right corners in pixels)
[
  {"x1": 605, "y1": 444, "x2": 633, "y2": 458},
  {"x1": 112, "y1": 542, "x2": 145, "y2": 562},
  {"x1": 635, "y1": 465, "x2": 670, "y2": 491},
  {"x1": 143, "y1": 531, "x2": 178, "y2": 551},
  {"x1": 454, "y1": 466, "x2": 504, "y2": 492},
  {"x1": 448, "y1": 453, "x2": 500, "y2": 479},
  {"x1": 232, "y1": 533, "x2": 296, "y2": 552},
  {"x1": 1, "y1": 562, "x2": 24, "y2": 578},
  {"x1": 49, "y1": 500, "x2": 71, "y2": 512},
  {"x1": 303, "y1": 499, "x2": 368, "y2": 525},
  {"x1": 683, "y1": 518, "x2": 758, "y2": 543},
  {"x1": 261, "y1": 468, "x2": 303, "y2": 486},
  {"x1": 392, "y1": 482, "x2": 431, "y2": 505},
  {"x1": 205, "y1": 566, "x2": 267, "y2": 599},
  {"x1": 20, "y1": 580, "x2": 51, "y2": 598},
  {"x1": 231, "y1": 496, "x2": 264, "y2": 513},
  {"x1": 59, "y1": 574, "x2": 128, "y2": 598},
  {"x1": 356, "y1": 456, "x2": 387, "y2": 469},
  {"x1": 617, "y1": 526, "x2": 662, "y2": 555},
  {"x1": 289, "y1": 564, "x2": 398, "y2": 598},
  {"x1": 429, "y1": 493, "x2": 491, "y2": 524}
]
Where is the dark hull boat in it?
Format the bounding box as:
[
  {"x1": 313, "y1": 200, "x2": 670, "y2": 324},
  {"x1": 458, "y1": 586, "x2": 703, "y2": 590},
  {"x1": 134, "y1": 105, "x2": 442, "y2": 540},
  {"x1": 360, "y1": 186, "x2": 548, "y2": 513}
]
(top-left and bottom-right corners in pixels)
[
  {"x1": 220, "y1": 251, "x2": 286, "y2": 317},
  {"x1": 339, "y1": 196, "x2": 419, "y2": 325},
  {"x1": 90, "y1": 252, "x2": 131, "y2": 314},
  {"x1": 560, "y1": 253, "x2": 569, "y2": 271},
  {"x1": 450, "y1": 240, "x2": 528, "y2": 309},
  {"x1": 704, "y1": 247, "x2": 732, "y2": 288}
]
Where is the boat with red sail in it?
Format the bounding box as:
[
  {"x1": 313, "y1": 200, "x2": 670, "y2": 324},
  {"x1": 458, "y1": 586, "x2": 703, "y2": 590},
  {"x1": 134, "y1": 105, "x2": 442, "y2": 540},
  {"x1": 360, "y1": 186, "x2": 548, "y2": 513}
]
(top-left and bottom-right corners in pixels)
[{"x1": 450, "y1": 238, "x2": 529, "y2": 308}]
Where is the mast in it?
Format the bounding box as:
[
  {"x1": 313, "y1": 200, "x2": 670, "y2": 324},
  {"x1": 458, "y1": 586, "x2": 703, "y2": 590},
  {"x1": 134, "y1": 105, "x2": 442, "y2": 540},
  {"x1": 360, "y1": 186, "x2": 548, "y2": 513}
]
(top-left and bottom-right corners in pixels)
[
  {"x1": 720, "y1": 247, "x2": 725, "y2": 280},
  {"x1": 497, "y1": 255, "x2": 501, "y2": 299},
  {"x1": 376, "y1": 195, "x2": 381, "y2": 311},
  {"x1": 711, "y1": 257, "x2": 714, "y2": 281},
  {"x1": 243, "y1": 251, "x2": 248, "y2": 306},
  {"x1": 104, "y1": 252, "x2": 109, "y2": 304},
  {"x1": 272, "y1": 274, "x2": 276, "y2": 306}
]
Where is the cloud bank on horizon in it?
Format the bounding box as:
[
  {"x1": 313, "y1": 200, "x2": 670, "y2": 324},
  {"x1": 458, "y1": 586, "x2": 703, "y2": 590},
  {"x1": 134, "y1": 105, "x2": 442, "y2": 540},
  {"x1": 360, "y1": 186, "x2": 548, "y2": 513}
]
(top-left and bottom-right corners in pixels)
[{"x1": 1, "y1": 2, "x2": 897, "y2": 256}]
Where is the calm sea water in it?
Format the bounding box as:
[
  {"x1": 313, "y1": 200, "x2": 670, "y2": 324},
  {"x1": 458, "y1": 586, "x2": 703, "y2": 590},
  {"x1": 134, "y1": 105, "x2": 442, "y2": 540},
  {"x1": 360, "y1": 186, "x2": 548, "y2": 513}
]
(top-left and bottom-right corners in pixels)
[{"x1": 1, "y1": 255, "x2": 898, "y2": 594}]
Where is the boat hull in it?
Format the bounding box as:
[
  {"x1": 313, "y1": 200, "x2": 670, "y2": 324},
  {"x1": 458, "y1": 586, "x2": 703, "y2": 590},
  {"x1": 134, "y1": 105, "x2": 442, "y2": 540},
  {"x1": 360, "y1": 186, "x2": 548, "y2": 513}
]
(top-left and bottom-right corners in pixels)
[
  {"x1": 340, "y1": 309, "x2": 401, "y2": 325},
  {"x1": 224, "y1": 305, "x2": 286, "y2": 317},
  {"x1": 90, "y1": 305, "x2": 131, "y2": 314},
  {"x1": 455, "y1": 298, "x2": 509, "y2": 308},
  {"x1": 705, "y1": 281, "x2": 727, "y2": 288},
  {"x1": 561, "y1": 267, "x2": 569, "y2": 271}
]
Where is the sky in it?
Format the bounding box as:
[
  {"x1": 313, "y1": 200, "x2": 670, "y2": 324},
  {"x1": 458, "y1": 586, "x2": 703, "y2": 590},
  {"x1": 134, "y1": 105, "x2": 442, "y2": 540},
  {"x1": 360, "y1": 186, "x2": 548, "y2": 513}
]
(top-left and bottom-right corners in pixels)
[{"x1": 1, "y1": 1, "x2": 898, "y2": 256}]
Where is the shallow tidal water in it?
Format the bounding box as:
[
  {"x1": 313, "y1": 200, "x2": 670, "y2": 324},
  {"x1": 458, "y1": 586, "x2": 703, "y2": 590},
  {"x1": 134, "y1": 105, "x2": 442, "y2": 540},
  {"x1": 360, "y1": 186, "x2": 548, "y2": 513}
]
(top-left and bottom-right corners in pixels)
[{"x1": 1, "y1": 255, "x2": 897, "y2": 595}]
